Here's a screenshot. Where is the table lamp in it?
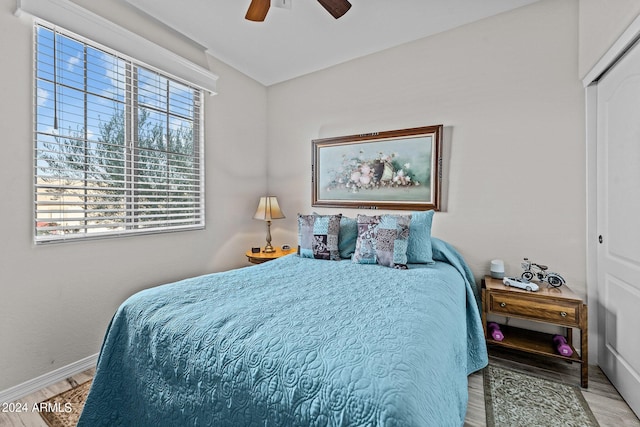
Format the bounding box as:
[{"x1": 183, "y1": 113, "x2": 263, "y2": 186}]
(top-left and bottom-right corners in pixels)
[{"x1": 253, "y1": 196, "x2": 285, "y2": 253}]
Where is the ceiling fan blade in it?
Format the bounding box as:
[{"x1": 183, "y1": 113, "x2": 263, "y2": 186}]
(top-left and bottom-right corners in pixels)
[
  {"x1": 317, "y1": 0, "x2": 352, "y2": 19},
  {"x1": 245, "y1": 0, "x2": 270, "y2": 21}
]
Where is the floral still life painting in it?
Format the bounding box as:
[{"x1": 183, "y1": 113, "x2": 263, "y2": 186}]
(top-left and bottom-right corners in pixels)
[{"x1": 312, "y1": 125, "x2": 442, "y2": 211}]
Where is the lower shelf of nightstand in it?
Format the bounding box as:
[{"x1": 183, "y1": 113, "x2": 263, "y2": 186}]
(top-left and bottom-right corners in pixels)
[{"x1": 487, "y1": 324, "x2": 582, "y2": 363}]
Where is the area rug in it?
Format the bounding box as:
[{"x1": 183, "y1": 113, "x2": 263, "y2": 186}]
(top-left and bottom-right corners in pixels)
[
  {"x1": 484, "y1": 365, "x2": 599, "y2": 427},
  {"x1": 38, "y1": 380, "x2": 91, "y2": 427}
]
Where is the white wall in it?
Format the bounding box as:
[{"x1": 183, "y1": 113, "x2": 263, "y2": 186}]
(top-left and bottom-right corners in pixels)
[
  {"x1": 267, "y1": 0, "x2": 586, "y2": 290},
  {"x1": 0, "y1": 0, "x2": 268, "y2": 391},
  {"x1": 578, "y1": 0, "x2": 640, "y2": 79}
]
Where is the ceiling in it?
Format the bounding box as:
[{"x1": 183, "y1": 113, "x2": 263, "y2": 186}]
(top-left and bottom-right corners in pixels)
[{"x1": 124, "y1": 0, "x2": 539, "y2": 86}]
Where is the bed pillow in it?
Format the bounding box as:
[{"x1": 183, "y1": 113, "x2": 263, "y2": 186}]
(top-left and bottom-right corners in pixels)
[
  {"x1": 352, "y1": 214, "x2": 412, "y2": 269},
  {"x1": 312, "y1": 213, "x2": 358, "y2": 259},
  {"x1": 297, "y1": 214, "x2": 342, "y2": 260},
  {"x1": 407, "y1": 210, "x2": 435, "y2": 264},
  {"x1": 338, "y1": 216, "x2": 358, "y2": 259}
]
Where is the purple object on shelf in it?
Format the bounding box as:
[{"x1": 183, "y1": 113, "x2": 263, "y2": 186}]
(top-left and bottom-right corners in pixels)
[
  {"x1": 553, "y1": 334, "x2": 573, "y2": 357},
  {"x1": 487, "y1": 322, "x2": 504, "y2": 341}
]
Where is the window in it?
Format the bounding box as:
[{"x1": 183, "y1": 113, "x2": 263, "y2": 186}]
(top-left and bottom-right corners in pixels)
[{"x1": 34, "y1": 23, "x2": 204, "y2": 243}]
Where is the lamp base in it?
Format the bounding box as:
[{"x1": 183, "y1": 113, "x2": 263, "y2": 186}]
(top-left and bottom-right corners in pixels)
[{"x1": 263, "y1": 220, "x2": 275, "y2": 253}]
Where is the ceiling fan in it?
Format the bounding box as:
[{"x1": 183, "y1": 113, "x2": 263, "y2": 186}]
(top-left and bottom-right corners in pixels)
[{"x1": 245, "y1": 0, "x2": 352, "y2": 22}]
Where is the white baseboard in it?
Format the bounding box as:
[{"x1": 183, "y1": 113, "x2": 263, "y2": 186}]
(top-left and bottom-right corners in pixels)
[{"x1": 0, "y1": 353, "x2": 99, "y2": 404}]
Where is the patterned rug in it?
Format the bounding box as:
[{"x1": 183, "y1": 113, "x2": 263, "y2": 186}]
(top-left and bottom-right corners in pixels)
[
  {"x1": 484, "y1": 365, "x2": 599, "y2": 427},
  {"x1": 38, "y1": 380, "x2": 91, "y2": 427}
]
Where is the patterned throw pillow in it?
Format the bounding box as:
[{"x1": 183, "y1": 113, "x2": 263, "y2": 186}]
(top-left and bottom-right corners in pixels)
[
  {"x1": 297, "y1": 214, "x2": 342, "y2": 260},
  {"x1": 352, "y1": 214, "x2": 412, "y2": 269}
]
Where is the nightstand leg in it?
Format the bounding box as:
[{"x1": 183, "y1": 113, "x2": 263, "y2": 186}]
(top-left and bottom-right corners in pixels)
[{"x1": 481, "y1": 288, "x2": 487, "y2": 339}]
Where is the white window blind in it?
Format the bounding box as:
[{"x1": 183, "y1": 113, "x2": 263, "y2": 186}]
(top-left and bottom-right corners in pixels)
[{"x1": 34, "y1": 23, "x2": 205, "y2": 243}]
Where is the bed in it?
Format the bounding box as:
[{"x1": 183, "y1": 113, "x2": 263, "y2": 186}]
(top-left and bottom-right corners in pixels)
[{"x1": 78, "y1": 234, "x2": 488, "y2": 426}]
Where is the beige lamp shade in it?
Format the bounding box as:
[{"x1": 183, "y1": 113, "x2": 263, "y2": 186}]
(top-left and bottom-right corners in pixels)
[
  {"x1": 253, "y1": 196, "x2": 285, "y2": 253},
  {"x1": 253, "y1": 196, "x2": 285, "y2": 221}
]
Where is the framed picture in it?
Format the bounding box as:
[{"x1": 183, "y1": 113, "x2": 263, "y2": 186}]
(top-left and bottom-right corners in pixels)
[{"x1": 312, "y1": 125, "x2": 442, "y2": 211}]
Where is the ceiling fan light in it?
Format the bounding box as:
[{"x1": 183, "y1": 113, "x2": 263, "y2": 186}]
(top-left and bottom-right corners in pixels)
[{"x1": 273, "y1": 0, "x2": 292, "y2": 10}]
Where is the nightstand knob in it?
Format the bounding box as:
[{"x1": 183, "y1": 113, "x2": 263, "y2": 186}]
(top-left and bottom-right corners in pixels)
[
  {"x1": 560, "y1": 311, "x2": 567, "y2": 317},
  {"x1": 500, "y1": 302, "x2": 506, "y2": 308}
]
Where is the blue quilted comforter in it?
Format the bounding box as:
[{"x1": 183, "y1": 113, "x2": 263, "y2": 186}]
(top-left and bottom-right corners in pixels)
[{"x1": 78, "y1": 238, "x2": 487, "y2": 426}]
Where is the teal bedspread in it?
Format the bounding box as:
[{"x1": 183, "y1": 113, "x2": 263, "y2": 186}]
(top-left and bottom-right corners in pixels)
[{"x1": 78, "y1": 238, "x2": 487, "y2": 426}]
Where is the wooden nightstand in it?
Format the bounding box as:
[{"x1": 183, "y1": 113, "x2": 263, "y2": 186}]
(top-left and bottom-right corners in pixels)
[
  {"x1": 482, "y1": 275, "x2": 588, "y2": 388},
  {"x1": 245, "y1": 247, "x2": 297, "y2": 264}
]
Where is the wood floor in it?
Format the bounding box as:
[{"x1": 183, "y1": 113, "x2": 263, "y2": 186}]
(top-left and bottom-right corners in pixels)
[{"x1": 1, "y1": 349, "x2": 638, "y2": 426}]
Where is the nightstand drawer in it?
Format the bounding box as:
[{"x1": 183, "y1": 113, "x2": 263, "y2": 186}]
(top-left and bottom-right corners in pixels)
[{"x1": 489, "y1": 293, "x2": 579, "y2": 325}]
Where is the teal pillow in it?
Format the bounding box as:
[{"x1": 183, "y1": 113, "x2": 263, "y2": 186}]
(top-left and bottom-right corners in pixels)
[
  {"x1": 297, "y1": 214, "x2": 342, "y2": 260},
  {"x1": 352, "y1": 214, "x2": 412, "y2": 269},
  {"x1": 338, "y1": 216, "x2": 358, "y2": 258},
  {"x1": 407, "y1": 210, "x2": 435, "y2": 264}
]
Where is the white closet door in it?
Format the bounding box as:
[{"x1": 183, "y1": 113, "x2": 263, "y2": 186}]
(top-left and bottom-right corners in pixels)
[{"x1": 597, "y1": 38, "x2": 640, "y2": 417}]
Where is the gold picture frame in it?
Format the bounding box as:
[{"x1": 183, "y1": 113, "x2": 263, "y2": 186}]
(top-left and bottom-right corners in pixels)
[{"x1": 312, "y1": 125, "x2": 442, "y2": 211}]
